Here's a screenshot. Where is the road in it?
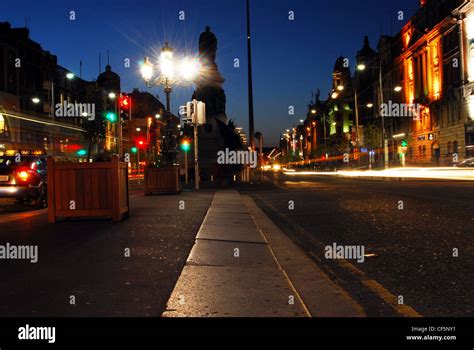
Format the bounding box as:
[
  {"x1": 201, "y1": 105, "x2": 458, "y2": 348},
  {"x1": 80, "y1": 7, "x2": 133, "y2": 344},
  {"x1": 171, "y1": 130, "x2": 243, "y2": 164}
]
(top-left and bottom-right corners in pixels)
[
  {"x1": 242, "y1": 172, "x2": 474, "y2": 317},
  {"x1": 0, "y1": 189, "x2": 214, "y2": 317}
]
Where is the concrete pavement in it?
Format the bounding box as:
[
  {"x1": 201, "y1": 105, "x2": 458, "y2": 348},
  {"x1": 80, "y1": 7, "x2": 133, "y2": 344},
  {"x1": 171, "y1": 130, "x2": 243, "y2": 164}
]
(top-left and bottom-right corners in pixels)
[{"x1": 162, "y1": 190, "x2": 363, "y2": 317}]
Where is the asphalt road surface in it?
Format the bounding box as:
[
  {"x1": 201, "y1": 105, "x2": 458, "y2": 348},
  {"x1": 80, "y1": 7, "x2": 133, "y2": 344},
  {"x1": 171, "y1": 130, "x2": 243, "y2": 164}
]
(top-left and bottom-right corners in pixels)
[
  {"x1": 0, "y1": 190, "x2": 214, "y2": 317},
  {"x1": 242, "y1": 173, "x2": 474, "y2": 317}
]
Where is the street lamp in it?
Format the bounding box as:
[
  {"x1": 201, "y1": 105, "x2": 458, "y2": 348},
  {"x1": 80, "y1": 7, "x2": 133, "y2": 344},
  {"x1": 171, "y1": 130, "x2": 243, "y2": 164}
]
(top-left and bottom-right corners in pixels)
[
  {"x1": 31, "y1": 97, "x2": 40, "y2": 104},
  {"x1": 394, "y1": 85, "x2": 403, "y2": 92},
  {"x1": 140, "y1": 42, "x2": 201, "y2": 166},
  {"x1": 140, "y1": 42, "x2": 201, "y2": 112},
  {"x1": 66, "y1": 72, "x2": 75, "y2": 80},
  {"x1": 357, "y1": 60, "x2": 389, "y2": 168},
  {"x1": 367, "y1": 103, "x2": 374, "y2": 108}
]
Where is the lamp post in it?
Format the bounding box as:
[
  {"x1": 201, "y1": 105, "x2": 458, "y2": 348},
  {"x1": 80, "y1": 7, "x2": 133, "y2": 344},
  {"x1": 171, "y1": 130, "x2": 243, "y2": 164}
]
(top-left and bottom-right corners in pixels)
[
  {"x1": 140, "y1": 43, "x2": 200, "y2": 166},
  {"x1": 354, "y1": 89, "x2": 360, "y2": 166},
  {"x1": 357, "y1": 62, "x2": 403, "y2": 169},
  {"x1": 255, "y1": 132, "x2": 263, "y2": 181}
]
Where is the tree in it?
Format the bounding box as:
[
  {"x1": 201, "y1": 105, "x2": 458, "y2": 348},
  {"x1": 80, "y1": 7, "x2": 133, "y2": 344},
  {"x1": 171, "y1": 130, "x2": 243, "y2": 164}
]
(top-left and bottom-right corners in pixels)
[{"x1": 363, "y1": 123, "x2": 379, "y2": 150}]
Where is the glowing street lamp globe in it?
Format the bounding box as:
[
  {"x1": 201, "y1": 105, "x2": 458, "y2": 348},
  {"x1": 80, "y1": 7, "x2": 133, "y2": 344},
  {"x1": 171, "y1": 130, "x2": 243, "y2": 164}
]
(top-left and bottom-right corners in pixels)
[
  {"x1": 160, "y1": 42, "x2": 173, "y2": 59},
  {"x1": 140, "y1": 58, "x2": 154, "y2": 82}
]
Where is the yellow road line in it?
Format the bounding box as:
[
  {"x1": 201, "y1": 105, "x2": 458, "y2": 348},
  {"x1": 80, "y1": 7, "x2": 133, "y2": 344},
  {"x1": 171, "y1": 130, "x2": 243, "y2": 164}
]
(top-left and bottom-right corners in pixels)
[
  {"x1": 254, "y1": 194, "x2": 423, "y2": 318},
  {"x1": 362, "y1": 279, "x2": 422, "y2": 317}
]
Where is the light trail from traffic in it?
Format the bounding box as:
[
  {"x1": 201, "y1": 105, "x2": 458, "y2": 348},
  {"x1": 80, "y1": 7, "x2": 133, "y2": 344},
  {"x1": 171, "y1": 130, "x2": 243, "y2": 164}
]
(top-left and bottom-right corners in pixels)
[{"x1": 283, "y1": 167, "x2": 474, "y2": 181}]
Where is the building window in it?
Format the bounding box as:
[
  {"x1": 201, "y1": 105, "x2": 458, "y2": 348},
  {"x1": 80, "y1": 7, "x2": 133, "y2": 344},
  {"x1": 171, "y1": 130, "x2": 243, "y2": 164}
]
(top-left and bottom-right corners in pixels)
[
  {"x1": 453, "y1": 141, "x2": 458, "y2": 155},
  {"x1": 447, "y1": 141, "x2": 452, "y2": 155}
]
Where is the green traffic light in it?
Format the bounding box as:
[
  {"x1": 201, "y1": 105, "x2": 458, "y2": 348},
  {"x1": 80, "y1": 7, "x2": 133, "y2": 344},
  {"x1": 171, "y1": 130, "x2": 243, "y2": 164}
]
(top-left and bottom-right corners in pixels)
[
  {"x1": 77, "y1": 149, "x2": 87, "y2": 156},
  {"x1": 401, "y1": 140, "x2": 408, "y2": 147},
  {"x1": 105, "y1": 112, "x2": 117, "y2": 123},
  {"x1": 131, "y1": 147, "x2": 138, "y2": 154},
  {"x1": 180, "y1": 142, "x2": 191, "y2": 152}
]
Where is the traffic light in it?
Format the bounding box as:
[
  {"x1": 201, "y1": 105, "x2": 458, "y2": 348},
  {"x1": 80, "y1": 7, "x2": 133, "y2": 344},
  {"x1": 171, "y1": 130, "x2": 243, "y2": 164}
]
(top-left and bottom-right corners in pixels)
[
  {"x1": 119, "y1": 95, "x2": 131, "y2": 111},
  {"x1": 131, "y1": 147, "x2": 138, "y2": 154},
  {"x1": 117, "y1": 95, "x2": 131, "y2": 121},
  {"x1": 401, "y1": 140, "x2": 408, "y2": 148},
  {"x1": 180, "y1": 139, "x2": 191, "y2": 152},
  {"x1": 105, "y1": 112, "x2": 117, "y2": 123},
  {"x1": 136, "y1": 138, "x2": 146, "y2": 149}
]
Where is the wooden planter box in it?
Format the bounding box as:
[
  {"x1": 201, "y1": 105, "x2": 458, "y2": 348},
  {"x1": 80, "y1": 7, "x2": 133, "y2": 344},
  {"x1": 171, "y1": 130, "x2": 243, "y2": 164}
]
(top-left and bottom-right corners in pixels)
[
  {"x1": 144, "y1": 166, "x2": 180, "y2": 195},
  {"x1": 47, "y1": 156, "x2": 129, "y2": 223}
]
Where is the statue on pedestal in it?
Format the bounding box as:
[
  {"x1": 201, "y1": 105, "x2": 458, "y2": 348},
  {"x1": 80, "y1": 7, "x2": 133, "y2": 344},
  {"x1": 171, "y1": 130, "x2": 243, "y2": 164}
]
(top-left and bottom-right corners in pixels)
[{"x1": 193, "y1": 26, "x2": 226, "y2": 118}]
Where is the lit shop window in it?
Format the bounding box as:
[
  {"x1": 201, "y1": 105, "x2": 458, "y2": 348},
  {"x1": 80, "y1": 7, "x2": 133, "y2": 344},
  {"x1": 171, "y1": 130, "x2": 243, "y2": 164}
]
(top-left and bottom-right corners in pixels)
[{"x1": 0, "y1": 114, "x2": 5, "y2": 133}]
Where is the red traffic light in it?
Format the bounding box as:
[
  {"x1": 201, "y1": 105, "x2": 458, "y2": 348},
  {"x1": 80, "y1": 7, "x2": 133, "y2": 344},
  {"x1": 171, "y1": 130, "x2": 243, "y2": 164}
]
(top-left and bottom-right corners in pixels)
[
  {"x1": 136, "y1": 138, "x2": 146, "y2": 149},
  {"x1": 120, "y1": 95, "x2": 131, "y2": 110}
]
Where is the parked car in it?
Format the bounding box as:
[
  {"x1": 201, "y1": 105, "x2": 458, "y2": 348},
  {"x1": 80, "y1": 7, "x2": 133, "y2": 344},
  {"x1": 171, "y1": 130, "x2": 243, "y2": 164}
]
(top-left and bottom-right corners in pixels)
[
  {"x1": 456, "y1": 157, "x2": 474, "y2": 168},
  {"x1": 0, "y1": 155, "x2": 48, "y2": 207}
]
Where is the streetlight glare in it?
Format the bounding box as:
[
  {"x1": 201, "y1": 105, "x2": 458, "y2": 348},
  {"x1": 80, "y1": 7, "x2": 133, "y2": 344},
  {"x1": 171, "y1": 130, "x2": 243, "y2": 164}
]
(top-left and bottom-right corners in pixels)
[
  {"x1": 108, "y1": 92, "x2": 116, "y2": 99},
  {"x1": 337, "y1": 85, "x2": 344, "y2": 91},
  {"x1": 180, "y1": 57, "x2": 201, "y2": 81},
  {"x1": 367, "y1": 103, "x2": 374, "y2": 108},
  {"x1": 66, "y1": 72, "x2": 75, "y2": 80},
  {"x1": 31, "y1": 97, "x2": 40, "y2": 104},
  {"x1": 357, "y1": 64, "x2": 366, "y2": 71},
  {"x1": 140, "y1": 58, "x2": 154, "y2": 81},
  {"x1": 160, "y1": 56, "x2": 175, "y2": 79},
  {"x1": 155, "y1": 114, "x2": 161, "y2": 119},
  {"x1": 331, "y1": 92, "x2": 339, "y2": 99},
  {"x1": 394, "y1": 86, "x2": 403, "y2": 92}
]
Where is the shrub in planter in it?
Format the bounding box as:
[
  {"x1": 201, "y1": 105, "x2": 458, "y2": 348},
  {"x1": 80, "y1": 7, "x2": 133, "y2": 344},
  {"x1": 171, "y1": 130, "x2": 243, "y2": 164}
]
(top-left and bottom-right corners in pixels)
[
  {"x1": 47, "y1": 156, "x2": 129, "y2": 223},
  {"x1": 144, "y1": 165, "x2": 180, "y2": 195}
]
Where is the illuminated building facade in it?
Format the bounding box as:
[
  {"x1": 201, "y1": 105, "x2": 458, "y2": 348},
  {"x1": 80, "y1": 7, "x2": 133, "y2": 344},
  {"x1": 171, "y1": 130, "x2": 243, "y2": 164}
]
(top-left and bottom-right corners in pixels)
[
  {"x1": 463, "y1": 1, "x2": 474, "y2": 156},
  {"x1": 302, "y1": 0, "x2": 474, "y2": 166},
  {"x1": 399, "y1": 0, "x2": 473, "y2": 164}
]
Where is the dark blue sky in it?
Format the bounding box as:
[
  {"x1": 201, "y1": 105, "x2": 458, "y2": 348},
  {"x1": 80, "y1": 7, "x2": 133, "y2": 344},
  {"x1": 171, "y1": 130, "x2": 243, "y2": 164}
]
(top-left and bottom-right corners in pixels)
[{"x1": 3, "y1": 0, "x2": 419, "y2": 145}]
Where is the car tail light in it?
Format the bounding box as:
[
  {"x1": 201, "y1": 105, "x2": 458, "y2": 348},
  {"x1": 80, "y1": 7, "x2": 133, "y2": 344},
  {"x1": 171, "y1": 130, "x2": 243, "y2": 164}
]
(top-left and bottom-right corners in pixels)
[
  {"x1": 16, "y1": 168, "x2": 32, "y2": 183},
  {"x1": 18, "y1": 171, "x2": 29, "y2": 181}
]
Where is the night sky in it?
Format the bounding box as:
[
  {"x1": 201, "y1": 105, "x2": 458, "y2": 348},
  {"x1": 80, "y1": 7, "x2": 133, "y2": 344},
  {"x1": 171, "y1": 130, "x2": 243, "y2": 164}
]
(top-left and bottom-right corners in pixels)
[{"x1": 3, "y1": 0, "x2": 419, "y2": 145}]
